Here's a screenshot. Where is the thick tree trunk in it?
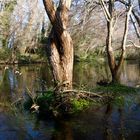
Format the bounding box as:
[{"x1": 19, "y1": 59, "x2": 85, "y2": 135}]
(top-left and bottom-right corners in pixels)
[
  {"x1": 47, "y1": 28, "x2": 73, "y2": 91},
  {"x1": 43, "y1": 0, "x2": 73, "y2": 92},
  {"x1": 42, "y1": 0, "x2": 74, "y2": 113},
  {"x1": 43, "y1": 0, "x2": 73, "y2": 112}
]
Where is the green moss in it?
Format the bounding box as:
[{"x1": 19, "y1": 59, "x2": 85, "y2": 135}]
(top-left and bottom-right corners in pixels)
[
  {"x1": 71, "y1": 98, "x2": 91, "y2": 113},
  {"x1": 24, "y1": 87, "x2": 118, "y2": 115}
]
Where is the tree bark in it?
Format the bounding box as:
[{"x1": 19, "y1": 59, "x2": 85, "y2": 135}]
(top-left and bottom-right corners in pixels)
[
  {"x1": 102, "y1": 0, "x2": 132, "y2": 83},
  {"x1": 106, "y1": 0, "x2": 118, "y2": 83},
  {"x1": 43, "y1": 0, "x2": 73, "y2": 92}
]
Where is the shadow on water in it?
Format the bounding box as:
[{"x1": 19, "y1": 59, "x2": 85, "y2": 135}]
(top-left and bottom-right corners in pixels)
[{"x1": 0, "y1": 61, "x2": 140, "y2": 139}]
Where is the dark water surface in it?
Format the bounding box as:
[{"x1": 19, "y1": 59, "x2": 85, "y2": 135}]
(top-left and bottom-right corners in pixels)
[{"x1": 0, "y1": 60, "x2": 140, "y2": 140}]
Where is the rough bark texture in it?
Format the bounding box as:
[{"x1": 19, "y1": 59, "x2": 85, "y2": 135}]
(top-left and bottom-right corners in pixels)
[{"x1": 43, "y1": 0, "x2": 73, "y2": 92}]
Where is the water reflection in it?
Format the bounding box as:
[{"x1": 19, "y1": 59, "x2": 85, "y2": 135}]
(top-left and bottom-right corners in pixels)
[
  {"x1": 74, "y1": 62, "x2": 111, "y2": 88},
  {"x1": 51, "y1": 121, "x2": 73, "y2": 140},
  {"x1": 0, "y1": 61, "x2": 139, "y2": 139},
  {"x1": 0, "y1": 61, "x2": 139, "y2": 97},
  {"x1": 120, "y1": 61, "x2": 140, "y2": 86},
  {"x1": 74, "y1": 60, "x2": 140, "y2": 87}
]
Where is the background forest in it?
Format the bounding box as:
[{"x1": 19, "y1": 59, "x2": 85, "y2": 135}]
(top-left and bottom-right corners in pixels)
[{"x1": 0, "y1": 0, "x2": 139, "y2": 63}]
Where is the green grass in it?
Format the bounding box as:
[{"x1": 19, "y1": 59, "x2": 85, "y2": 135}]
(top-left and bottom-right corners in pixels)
[
  {"x1": 94, "y1": 83, "x2": 138, "y2": 95},
  {"x1": 92, "y1": 83, "x2": 140, "y2": 108},
  {"x1": 23, "y1": 83, "x2": 140, "y2": 116}
]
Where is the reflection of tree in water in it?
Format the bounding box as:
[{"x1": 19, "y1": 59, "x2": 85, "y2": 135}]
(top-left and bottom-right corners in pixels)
[
  {"x1": 37, "y1": 64, "x2": 52, "y2": 92},
  {"x1": 74, "y1": 62, "x2": 110, "y2": 88},
  {"x1": 51, "y1": 120, "x2": 73, "y2": 140},
  {"x1": 20, "y1": 64, "x2": 53, "y2": 96},
  {"x1": 120, "y1": 61, "x2": 140, "y2": 86},
  {"x1": 0, "y1": 69, "x2": 16, "y2": 103},
  {"x1": 0, "y1": 64, "x2": 53, "y2": 105},
  {"x1": 103, "y1": 103, "x2": 126, "y2": 140},
  {"x1": 0, "y1": 67, "x2": 23, "y2": 104}
]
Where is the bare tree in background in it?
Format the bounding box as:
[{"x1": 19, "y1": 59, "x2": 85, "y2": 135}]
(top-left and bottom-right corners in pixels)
[
  {"x1": 10, "y1": 0, "x2": 45, "y2": 54},
  {"x1": 100, "y1": 0, "x2": 133, "y2": 83}
]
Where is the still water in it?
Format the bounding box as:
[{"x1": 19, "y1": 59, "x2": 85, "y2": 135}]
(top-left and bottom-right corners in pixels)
[{"x1": 0, "y1": 60, "x2": 140, "y2": 140}]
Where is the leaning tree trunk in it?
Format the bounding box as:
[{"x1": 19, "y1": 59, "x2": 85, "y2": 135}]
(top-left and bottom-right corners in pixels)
[{"x1": 43, "y1": 0, "x2": 73, "y2": 93}]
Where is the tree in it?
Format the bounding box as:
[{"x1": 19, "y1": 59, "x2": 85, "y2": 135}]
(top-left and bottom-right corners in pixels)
[
  {"x1": 10, "y1": 0, "x2": 44, "y2": 55},
  {"x1": 0, "y1": 0, "x2": 16, "y2": 48},
  {"x1": 116, "y1": 0, "x2": 140, "y2": 40},
  {"x1": 100, "y1": 0, "x2": 133, "y2": 83},
  {"x1": 42, "y1": 0, "x2": 74, "y2": 93},
  {"x1": 41, "y1": 0, "x2": 75, "y2": 113},
  {"x1": 70, "y1": 0, "x2": 107, "y2": 59}
]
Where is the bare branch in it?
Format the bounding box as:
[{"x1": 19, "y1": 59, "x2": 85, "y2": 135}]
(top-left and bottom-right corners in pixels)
[
  {"x1": 130, "y1": 14, "x2": 140, "y2": 39},
  {"x1": 43, "y1": 0, "x2": 56, "y2": 24},
  {"x1": 122, "y1": 5, "x2": 133, "y2": 51},
  {"x1": 59, "y1": 0, "x2": 72, "y2": 10},
  {"x1": 116, "y1": 0, "x2": 140, "y2": 26},
  {"x1": 100, "y1": 0, "x2": 111, "y2": 21},
  {"x1": 127, "y1": 40, "x2": 140, "y2": 48}
]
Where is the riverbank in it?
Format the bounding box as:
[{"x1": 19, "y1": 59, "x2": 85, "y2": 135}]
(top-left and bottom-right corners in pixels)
[
  {"x1": 0, "y1": 55, "x2": 47, "y2": 64},
  {"x1": 0, "y1": 50, "x2": 140, "y2": 65}
]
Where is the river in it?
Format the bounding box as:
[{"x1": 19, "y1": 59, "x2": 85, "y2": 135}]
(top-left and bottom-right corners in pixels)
[{"x1": 0, "y1": 60, "x2": 140, "y2": 140}]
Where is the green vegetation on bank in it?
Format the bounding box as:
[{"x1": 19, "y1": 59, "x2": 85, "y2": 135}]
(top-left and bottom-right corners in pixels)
[
  {"x1": 94, "y1": 83, "x2": 138, "y2": 94},
  {"x1": 22, "y1": 82, "x2": 140, "y2": 117},
  {"x1": 93, "y1": 83, "x2": 140, "y2": 108},
  {"x1": 0, "y1": 47, "x2": 139, "y2": 64},
  {"x1": 23, "y1": 89, "x2": 93, "y2": 116},
  {"x1": 0, "y1": 48, "x2": 47, "y2": 64}
]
